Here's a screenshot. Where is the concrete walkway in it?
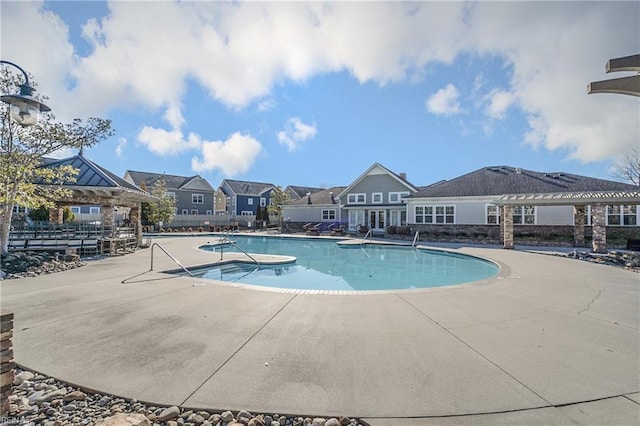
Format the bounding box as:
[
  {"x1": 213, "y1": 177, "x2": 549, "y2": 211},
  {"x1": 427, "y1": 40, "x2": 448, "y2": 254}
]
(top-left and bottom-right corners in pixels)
[{"x1": 1, "y1": 235, "x2": 638, "y2": 425}]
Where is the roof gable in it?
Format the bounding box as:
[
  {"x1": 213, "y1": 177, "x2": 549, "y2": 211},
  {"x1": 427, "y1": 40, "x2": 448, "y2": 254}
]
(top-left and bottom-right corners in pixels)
[
  {"x1": 338, "y1": 162, "x2": 418, "y2": 198},
  {"x1": 413, "y1": 166, "x2": 640, "y2": 198},
  {"x1": 125, "y1": 170, "x2": 213, "y2": 191},
  {"x1": 284, "y1": 186, "x2": 347, "y2": 206}
]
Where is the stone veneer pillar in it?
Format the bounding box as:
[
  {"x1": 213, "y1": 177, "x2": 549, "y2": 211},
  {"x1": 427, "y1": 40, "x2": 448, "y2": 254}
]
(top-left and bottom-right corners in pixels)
[
  {"x1": 574, "y1": 205, "x2": 586, "y2": 247},
  {"x1": 502, "y1": 205, "x2": 514, "y2": 249},
  {"x1": 0, "y1": 312, "x2": 14, "y2": 416},
  {"x1": 101, "y1": 204, "x2": 115, "y2": 237},
  {"x1": 48, "y1": 207, "x2": 63, "y2": 224},
  {"x1": 591, "y1": 204, "x2": 607, "y2": 253},
  {"x1": 129, "y1": 204, "x2": 143, "y2": 246}
]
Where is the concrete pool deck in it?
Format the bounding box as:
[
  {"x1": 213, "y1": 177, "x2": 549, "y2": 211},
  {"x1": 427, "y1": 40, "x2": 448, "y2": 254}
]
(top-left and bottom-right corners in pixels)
[{"x1": 1, "y1": 235, "x2": 638, "y2": 425}]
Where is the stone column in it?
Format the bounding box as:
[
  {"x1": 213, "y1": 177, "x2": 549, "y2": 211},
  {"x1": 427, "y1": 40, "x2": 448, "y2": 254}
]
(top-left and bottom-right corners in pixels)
[
  {"x1": 130, "y1": 204, "x2": 143, "y2": 246},
  {"x1": 574, "y1": 205, "x2": 586, "y2": 247},
  {"x1": 591, "y1": 203, "x2": 607, "y2": 253},
  {"x1": 0, "y1": 312, "x2": 14, "y2": 416},
  {"x1": 48, "y1": 207, "x2": 63, "y2": 224},
  {"x1": 502, "y1": 205, "x2": 514, "y2": 249},
  {"x1": 101, "y1": 204, "x2": 115, "y2": 237}
]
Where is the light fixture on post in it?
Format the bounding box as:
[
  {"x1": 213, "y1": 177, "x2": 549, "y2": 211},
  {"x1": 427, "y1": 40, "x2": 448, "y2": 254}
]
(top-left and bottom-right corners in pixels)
[{"x1": 1, "y1": 60, "x2": 51, "y2": 126}]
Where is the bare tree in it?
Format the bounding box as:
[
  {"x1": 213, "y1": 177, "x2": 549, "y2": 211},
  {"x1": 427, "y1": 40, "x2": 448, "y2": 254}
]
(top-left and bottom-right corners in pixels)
[{"x1": 612, "y1": 148, "x2": 640, "y2": 186}]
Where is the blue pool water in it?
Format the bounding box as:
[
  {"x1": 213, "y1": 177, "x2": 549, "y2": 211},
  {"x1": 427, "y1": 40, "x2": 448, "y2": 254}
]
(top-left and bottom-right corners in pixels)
[{"x1": 194, "y1": 236, "x2": 499, "y2": 291}]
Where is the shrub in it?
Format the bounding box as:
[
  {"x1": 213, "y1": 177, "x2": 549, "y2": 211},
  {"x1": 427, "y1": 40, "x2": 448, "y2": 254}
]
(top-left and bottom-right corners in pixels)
[{"x1": 387, "y1": 225, "x2": 397, "y2": 234}]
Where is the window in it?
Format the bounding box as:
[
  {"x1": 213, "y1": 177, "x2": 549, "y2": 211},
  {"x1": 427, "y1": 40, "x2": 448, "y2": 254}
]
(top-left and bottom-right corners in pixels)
[
  {"x1": 12, "y1": 206, "x2": 27, "y2": 214},
  {"x1": 372, "y1": 193, "x2": 383, "y2": 204},
  {"x1": 623, "y1": 205, "x2": 637, "y2": 225},
  {"x1": 165, "y1": 191, "x2": 176, "y2": 200},
  {"x1": 435, "y1": 206, "x2": 455, "y2": 224},
  {"x1": 89, "y1": 207, "x2": 101, "y2": 214},
  {"x1": 248, "y1": 198, "x2": 254, "y2": 205},
  {"x1": 347, "y1": 193, "x2": 366, "y2": 204},
  {"x1": 486, "y1": 205, "x2": 500, "y2": 224},
  {"x1": 182, "y1": 209, "x2": 188, "y2": 215},
  {"x1": 389, "y1": 192, "x2": 410, "y2": 203},
  {"x1": 206, "y1": 210, "x2": 212, "y2": 215},
  {"x1": 322, "y1": 209, "x2": 336, "y2": 220},
  {"x1": 513, "y1": 206, "x2": 535, "y2": 224},
  {"x1": 260, "y1": 197, "x2": 266, "y2": 207},
  {"x1": 415, "y1": 205, "x2": 454, "y2": 224},
  {"x1": 415, "y1": 206, "x2": 433, "y2": 224},
  {"x1": 241, "y1": 211, "x2": 253, "y2": 216},
  {"x1": 607, "y1": 205, "x2": 621, "y2": 225},
  {"x1": 192, "y1": 194, "x2": 204, "y2": 204},
  {"x1": 191, "y1": 209, "x2": 199, "y2": 215},
  {"x1": 604, "y1": 204, "x2": 637, "y2": 225},
  {"x1": 71, "y1": 207, "x2": 81, "y2": 214}
]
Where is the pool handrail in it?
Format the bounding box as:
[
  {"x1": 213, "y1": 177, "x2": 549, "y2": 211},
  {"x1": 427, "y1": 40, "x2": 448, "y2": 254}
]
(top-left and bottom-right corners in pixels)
[
  {"x1": 361, "y1": 229, "x2": 372, "y2": 244},
  {"x1": 412, "y1": 231, "x2": 420, "y2": 247},
  {"x1": 217, "y1": 237, "x2": 261, "y2": 266},
  {"x1": 150, "y1": 242, "x2": 194, "y2": 277}
]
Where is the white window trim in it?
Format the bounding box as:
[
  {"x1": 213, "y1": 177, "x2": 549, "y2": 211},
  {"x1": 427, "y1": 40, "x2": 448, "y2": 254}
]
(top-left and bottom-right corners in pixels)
[
  {"x1": 191, "y1": 209, "x2": 199, "y2": 215},
  {"x1": 414, "y1": 205, "x2": 455, "y2": 224},
  {"x1": 260, "y1": 197, "x2": 266, "y2": 207},
  {"x1": 192, "y1": 193, "x2": 204, "y2": 204},
  {"x1": 389, "y1": 191, "x2": 410, "y2": 203},
  {"x1": 206, "y1": 210, "x2": 212, "y2": 215},
  {"x1": 71, "y1": 206, "x2": 81, "y2": 214},
  {"x1": 513, "y1": 205, "x2": 536, "y2": 225},
  {"x1": 248, "y1": 198, "x2": 254, "y2": 205},
  {"x1": 347, "y1": 193, "x2": 366, "y2": 204},
  {"x1": 322, "y1": 209, "x2": 337, "y2": 220},
  {"x1": 165, "y1": 191, "x2": 176, "y2": 200},
  {"x1": 182, "y1": 209, "x2": 189, "y2": 215},
  {"x1": 486, "y1": 204, "x2": 500, "y2": 225},
  {"x1": 89, "y1": 207, "x2": 101, "y2": 214}
]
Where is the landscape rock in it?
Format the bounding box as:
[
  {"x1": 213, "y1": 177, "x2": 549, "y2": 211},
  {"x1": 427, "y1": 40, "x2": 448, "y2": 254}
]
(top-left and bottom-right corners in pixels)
[
  {"x1": 158, "y1": 405, "x2": 181, "y2": 421},
  {"x1": 97, "y1": 413, "x2": 151, "y2": 426}
]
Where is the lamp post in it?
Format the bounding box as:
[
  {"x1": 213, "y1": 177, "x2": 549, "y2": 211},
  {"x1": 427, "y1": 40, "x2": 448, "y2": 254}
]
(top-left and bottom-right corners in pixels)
[{"x1": 1, "y1": 60, "x2": 51, "y2": 126}]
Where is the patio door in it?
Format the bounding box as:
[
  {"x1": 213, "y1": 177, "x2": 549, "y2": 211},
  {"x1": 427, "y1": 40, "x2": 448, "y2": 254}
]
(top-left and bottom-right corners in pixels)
[
  {"x1": 369, "y1": 210, "x2": 385, "y2": 232},
  {"x1": 348, "y1": 210, "x2": 365, "y2": 232}
]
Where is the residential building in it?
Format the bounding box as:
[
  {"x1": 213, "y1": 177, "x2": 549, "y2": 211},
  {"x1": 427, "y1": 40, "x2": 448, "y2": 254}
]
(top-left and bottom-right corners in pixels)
[
  {"x1": 218, "y1": 179, "x2": 276, "y2": 217},
  {"x1": 124, "y1": 171, "x2": 216, "y2": 216},
  {"x1": 338, "y1": 163, "x2": 419, "y2": 233}
]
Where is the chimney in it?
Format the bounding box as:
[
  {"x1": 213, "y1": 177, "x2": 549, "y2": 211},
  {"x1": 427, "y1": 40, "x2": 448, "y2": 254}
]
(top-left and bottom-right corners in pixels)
[
  {"x1": 306, "y1": 192, "x2": 312, "y2": 204},
  {"x1": 329, "y1": 192, "x2": 335, "y2": 204},
  {"x1": 399, "y1": 172, "x2": 407, "y2": 181}
]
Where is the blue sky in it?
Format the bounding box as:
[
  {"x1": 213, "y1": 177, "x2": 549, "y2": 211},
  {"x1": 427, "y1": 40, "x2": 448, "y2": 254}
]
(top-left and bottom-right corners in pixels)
[{"x1": 2, "y1": 1, "x2": 638, "y2": 189}]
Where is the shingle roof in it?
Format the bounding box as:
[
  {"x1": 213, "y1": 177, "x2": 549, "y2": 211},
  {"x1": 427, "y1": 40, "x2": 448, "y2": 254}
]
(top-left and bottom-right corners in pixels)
[
  {"x1": 413, "y1": 166, "x2": 639, "y2": 198},
  {"x1": 285, "y1": 186, "x2": 347, "y2": 206},
  {"x1": 285, "y1": 185, "x2": 326, "y2": 199},
  {"x1": 126, "y1": 170, "x2": 213, "y2": 191},
  {"x1": 222, "y1": 179, "x2": 275, "y2": 196}
]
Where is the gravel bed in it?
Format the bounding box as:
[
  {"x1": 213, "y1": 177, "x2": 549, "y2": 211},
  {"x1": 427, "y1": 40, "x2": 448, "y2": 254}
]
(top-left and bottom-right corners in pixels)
[{"x1": 6, "y1": 368, "x2": 366, "y2": 426}]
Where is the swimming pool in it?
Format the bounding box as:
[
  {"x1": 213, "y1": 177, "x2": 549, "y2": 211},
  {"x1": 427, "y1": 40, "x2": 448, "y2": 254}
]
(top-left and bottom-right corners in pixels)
[{"x1": 194, "y1": 235, "x2": 499, "y2": 291}]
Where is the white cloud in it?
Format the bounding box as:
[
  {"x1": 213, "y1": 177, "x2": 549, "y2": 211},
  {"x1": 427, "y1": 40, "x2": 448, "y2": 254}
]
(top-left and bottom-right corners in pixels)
[
  {"x1": 191, "y1": 132, "x2": 263, "y2": 176},
  {"x1": 486, "y1": 90, "x2": 516, "y2": 120},
  {"x1": 115, "y1": 137, "x2": 127, "y2": 157},
  {"x1": 426, "y1": 84, "x2": 462, "y2": 116},
  {"x1": 2, "y1": 1, "x2": 638, "y2": 165},
  {"x1": 276, "y1": 117, "x2": 318, "y2": 151}
]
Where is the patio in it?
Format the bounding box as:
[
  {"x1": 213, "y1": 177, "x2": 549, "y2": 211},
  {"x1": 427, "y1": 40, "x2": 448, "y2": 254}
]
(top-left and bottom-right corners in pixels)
[{"x1": 1, "y1": 235, "x2": 638, "y2": 424}]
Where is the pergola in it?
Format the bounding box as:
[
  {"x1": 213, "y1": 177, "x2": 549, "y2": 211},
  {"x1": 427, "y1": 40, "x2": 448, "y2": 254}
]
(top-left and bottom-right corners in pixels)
[
  {"x1": 37, "y1": 153, "x2": 155, "y2": 245},
  {"x1": 495, "y1": 190, "x2": 640, "y2": 252},
  {"x1": 588, "y1": 54, "x2": 640, "y2": 97}
]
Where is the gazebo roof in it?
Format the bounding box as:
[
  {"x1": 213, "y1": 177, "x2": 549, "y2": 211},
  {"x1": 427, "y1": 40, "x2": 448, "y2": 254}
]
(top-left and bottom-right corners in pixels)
[{"x1": 38, "y1": 153, "x2": 154, "y2": 206}]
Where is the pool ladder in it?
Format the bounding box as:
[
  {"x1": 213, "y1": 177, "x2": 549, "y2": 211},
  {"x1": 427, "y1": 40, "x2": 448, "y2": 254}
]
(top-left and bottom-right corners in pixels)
[{"x1": 412, "y1": 231, "x2": 420, "y2": 247}]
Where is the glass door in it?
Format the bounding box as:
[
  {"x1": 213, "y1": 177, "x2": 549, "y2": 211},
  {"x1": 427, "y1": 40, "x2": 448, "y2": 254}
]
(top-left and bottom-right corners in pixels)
[{"x1": 369, "y1": 210, "x2": 386, "y2": 232}]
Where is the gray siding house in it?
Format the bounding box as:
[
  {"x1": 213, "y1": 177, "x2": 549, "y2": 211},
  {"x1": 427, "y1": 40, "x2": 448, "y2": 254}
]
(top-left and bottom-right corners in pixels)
[
  {"x1": 281, "y1": 186, "x2": 346, "y2": 224},
  {"x1": 124, "y1": 171, "x2": 216, "y2": 216},
  {"x1": 338, "y1": 163, "x2": 419, "y2": 233}
]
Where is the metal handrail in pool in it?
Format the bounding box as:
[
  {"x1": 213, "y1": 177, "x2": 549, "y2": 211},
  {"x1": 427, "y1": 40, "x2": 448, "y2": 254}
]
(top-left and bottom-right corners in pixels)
[
  {"x1": 412, "y1": 231, "x2": 420, "y2": 247},
  {"x1": 150, "y1": 242, "x2": 193, "y2": 277},
  {"x1": 361, "y1": 229, "x2": 372, "y2": 244},
  {"x1": 217, "y1": 237, "x2": 260, "y2": 266}
]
